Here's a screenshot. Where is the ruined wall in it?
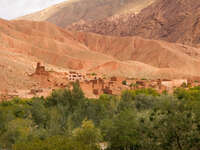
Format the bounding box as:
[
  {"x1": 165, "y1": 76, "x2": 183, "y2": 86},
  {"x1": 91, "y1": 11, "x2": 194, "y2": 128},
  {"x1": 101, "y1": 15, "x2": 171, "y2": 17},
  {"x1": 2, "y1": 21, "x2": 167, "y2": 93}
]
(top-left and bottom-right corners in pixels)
[{"x1": 35, "y1": 62, "x2": 49, "y2": 75}]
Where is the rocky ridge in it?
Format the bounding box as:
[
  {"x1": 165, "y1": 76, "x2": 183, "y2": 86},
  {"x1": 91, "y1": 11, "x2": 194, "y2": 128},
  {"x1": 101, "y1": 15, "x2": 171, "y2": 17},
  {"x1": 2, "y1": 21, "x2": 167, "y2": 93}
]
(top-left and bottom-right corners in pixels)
[{"x1": 68, "y1": 0, "x2": 200, "y2": 47}]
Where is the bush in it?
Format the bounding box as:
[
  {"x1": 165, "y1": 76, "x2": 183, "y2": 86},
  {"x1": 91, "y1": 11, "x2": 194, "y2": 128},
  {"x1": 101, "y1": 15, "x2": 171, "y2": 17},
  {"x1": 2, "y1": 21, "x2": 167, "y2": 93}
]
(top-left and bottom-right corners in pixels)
[
  {"x1": 1, "y1": 85, "x2": 200, "y2": 150},
  {"x1": 122, "y1": 80, "x2": 127, "y2": 85}
]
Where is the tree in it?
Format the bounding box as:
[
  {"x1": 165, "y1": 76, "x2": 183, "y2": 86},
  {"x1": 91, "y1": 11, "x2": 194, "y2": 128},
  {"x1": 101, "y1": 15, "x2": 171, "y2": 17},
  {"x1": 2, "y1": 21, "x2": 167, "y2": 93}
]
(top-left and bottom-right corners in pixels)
[
  {"x1": 0, "y1": 118, "x2": 33, "y2": 149},
  {"x1": 144, "y1": 96, "x2": 200, "y2": 150},
  {"x1": 122, "y1": 80, "x2": 127, "y2": 85},
  {"x1": 31, "y1": 99, "x2": 49, "y2": 128},
  {"x1": 107, "y1": 110, "x2": 141, "y2": 150},
  {"x1": 13, "y1": 136, "x2": 74, "y2": 150},
  {"x1": 73, "y1": 120, "x2": 102, "y2": 150},
  {"x1": 130, "y1": 83, "x2": 138, "y2": 90},
  {"x1": 134, "y1": 94, "x2": 156, "y2": 111}
]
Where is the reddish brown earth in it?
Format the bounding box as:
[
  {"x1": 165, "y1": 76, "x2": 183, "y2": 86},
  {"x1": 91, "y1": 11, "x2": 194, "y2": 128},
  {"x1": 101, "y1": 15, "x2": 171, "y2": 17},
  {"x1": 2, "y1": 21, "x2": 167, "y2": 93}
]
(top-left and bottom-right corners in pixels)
[
  {"x1": 67, "y1": 12, "x2": 137, "y2": 36},
  {"x1": 17, "y1": 0, "x2": 155, "y2": 28},
  {"x1": 0, "y1": 19, "x2": 114, "y2": 70},
  {"x1": 68, "y1": 0, "x2": 200, "y2": 47},
  {"x1": 0, "y1": 18, "x2": 113, "y2": 93},
  {"x1": 6, "y1": 0, "x2": 200, "y2": 99},
  {"x1": 71, "y1": 31, "x2": 200, "y2": 77},
  {"x1": 0, "y1": 17, "x2": 200, "y2": 97}
]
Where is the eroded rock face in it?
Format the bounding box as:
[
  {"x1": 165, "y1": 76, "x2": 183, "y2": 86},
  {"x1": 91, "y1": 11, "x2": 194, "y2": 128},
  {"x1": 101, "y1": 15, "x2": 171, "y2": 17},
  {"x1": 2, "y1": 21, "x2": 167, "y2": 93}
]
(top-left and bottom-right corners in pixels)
[
  {"x1": 71, "y1": 31, "x2": 200, "y2": 78},
  {"x1": 68, "y1": 0, "x2": 200, "y2": 47},
  {"x1": 67, "y1": 12, "x2": 137, "y2": 36},
  {"x1": 131, "y1": 0, "x2": 200, "y2": 46},
  {"x1": 18, "y1": 0, "x2": 155, "y2": 28},
  {"x1": 1, "y1": 16, "x2": 200, "y2": 95}
]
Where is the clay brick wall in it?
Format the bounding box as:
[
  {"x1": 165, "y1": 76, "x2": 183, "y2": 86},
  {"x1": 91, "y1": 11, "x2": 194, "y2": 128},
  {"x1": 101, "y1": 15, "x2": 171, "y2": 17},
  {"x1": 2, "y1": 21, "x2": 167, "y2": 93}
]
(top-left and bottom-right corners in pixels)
[
  {"x1": 103, "y1": 87, "x2": 112, "y2": 94},
  {"x1": 111, "y1": 76, "x2": 117, "y2": 81},
  {"x1": 93, "y1": 89, "x2": 99, "y2": 95},
  {"x1": 35, "y1": 62, "x2": 48, "y2": 75},
  {"x1": 161, "y1": 79, "x2": 187, "y2": 88}
]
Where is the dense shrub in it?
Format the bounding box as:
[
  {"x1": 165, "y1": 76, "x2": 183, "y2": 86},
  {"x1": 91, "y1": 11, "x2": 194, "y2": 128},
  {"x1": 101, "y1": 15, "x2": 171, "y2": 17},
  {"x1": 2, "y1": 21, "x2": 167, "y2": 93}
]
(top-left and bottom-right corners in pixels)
[{"x1": 0, "y1": 84, "x2": 200, "y2": 150}]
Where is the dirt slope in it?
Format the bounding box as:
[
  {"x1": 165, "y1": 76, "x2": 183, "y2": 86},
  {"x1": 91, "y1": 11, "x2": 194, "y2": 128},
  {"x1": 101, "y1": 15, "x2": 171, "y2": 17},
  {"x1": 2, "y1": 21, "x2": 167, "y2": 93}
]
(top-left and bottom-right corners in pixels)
[
  {"x1": 17, "y1": 0, "x2": 155, "y2": 28},
  {"x1": 0, "y1": 47, "x2": 36, "y2": 91},
  {"x1": 0, "y1": 18, "x2": 200, "y2": 92},
  {"x1": 1, "y1": 19, "x2": 114, "y2": 70},
  {"x1": 0, "y1": 19, "x2": 114, "y2": 91},
  {"x1": 71, "y1": 31, "x2": 200, "y2": 77},
  {"x1": 68, "y1": 0, "x2": 200, "y2": 47}
]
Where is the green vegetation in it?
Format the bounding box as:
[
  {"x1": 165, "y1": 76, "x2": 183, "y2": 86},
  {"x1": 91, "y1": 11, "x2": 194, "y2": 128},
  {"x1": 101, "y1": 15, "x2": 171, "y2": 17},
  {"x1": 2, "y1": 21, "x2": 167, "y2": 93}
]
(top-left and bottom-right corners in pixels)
[
  {"x1": 130, "y1": 83, "x2": 138, "y2": 89},
  {"x1": 122, "y1": 80, "x2": 127, "y2": 85},
  {"x1": 91, "y1": 73, "x2": 97, "y2": 76},
  {"x1": 1, "y1": 82, "x2": 200, "y2": 150},
  {"x1": 141, "y1": 78, "x2": 147, "y2": 80}
]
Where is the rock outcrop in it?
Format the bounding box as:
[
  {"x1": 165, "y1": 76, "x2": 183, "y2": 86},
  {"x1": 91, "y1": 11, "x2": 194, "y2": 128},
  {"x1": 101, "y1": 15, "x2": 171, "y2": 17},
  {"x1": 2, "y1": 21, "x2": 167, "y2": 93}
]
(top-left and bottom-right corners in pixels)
[
  {"x1": 68, "y1": 0, "x2": 200, "y2": 47},
  {"x1": 0, "y1": 17, "x2": 200, "y2": 94},
  {"x1": 17, "y1": 0, "x2": 156, "y2": 28}
]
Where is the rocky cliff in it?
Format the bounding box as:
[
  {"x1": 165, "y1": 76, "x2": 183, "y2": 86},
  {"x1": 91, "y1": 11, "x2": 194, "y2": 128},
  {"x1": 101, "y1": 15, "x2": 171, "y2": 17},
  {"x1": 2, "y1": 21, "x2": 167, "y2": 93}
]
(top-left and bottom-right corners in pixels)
[{"x1": 68, "y1": 0, "x2": 200, "y2": 47}]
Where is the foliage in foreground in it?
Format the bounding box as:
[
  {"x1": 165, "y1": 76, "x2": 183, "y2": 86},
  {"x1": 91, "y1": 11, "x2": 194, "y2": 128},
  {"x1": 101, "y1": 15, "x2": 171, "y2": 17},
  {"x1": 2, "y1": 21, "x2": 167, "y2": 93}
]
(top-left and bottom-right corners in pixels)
[{"x1": 0, "y1": 82, "x2": 200, "y2": 150}]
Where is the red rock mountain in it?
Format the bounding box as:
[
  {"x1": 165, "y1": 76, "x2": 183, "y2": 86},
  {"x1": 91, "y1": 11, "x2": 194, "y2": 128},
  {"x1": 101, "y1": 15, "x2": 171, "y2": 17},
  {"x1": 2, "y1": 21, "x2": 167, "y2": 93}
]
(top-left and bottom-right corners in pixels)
[
  {"x1": 0, "y1": 18, "x2": 200, "y2": 90},
  {"x1": 17, "y1": 0, "x2": 155, "y2": 28},
  {"x1": 2, "y1": 0, "x2": 200, "y2": 92},
  {"x1": 0, "y1": 18, "x2": 114, "y2": 91},
  {"x1": 71, "y1": 31, "x2": 200, "y2": 77},
  {"x1": 68, "y1": 0, "x2": 200, "y2": 47}
]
